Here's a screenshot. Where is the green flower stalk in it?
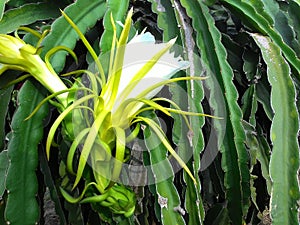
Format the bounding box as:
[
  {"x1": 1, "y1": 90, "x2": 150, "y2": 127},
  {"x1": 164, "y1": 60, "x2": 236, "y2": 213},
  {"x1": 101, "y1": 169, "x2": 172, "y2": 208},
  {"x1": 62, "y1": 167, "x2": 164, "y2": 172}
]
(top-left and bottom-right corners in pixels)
[{"x1": 0, "y1": 33, "x2": 69, "y2": 107}]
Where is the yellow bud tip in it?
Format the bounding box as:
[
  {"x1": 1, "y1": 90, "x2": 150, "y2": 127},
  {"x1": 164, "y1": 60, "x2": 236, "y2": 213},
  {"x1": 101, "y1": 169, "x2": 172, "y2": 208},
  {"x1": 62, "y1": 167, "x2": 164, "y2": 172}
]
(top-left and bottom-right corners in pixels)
[
  {"x1": 168, "y1": 37, "x2": 177, "y2": 46},
  {"x1": 122, "y1": 7, "x2": 133, "y2": 29},
  {"x1": 60, "y1": 9, "x2": 70, "y2": 20},
  {"x1": 128, "y1": 7, "x2": 133, "y2": 18}
]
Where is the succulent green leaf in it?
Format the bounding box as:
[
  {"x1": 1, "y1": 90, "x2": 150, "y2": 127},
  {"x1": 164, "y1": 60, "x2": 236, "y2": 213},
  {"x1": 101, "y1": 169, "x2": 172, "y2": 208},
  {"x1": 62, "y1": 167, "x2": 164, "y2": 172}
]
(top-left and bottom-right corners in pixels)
[
  {"x1": 179, "y1": 1, "x2": 250, "y2": 224},
  {"x1": 173, "y1": 2, "x2": 208, "y2": 222},
  {"x1": 7, "y1": 0, "x2": 45, "y2": 7},
  {"x1": 148, "y1": 0, "x2": 181, "y2": 42},
  {"x1": 252, "y1": 33, "x2": 300, "y2": 225},
  {"x1": 260, "y1": 0, "x2": 300, "y2": 56},
  {"x1": 171, "y1": 77, "x2": 205, "y2": 225},
  {"x1": 143, "y1": 112, "x2": 185, "y2": 225},
  {"x1": 0, "y1": 150, "x2": 8, "y2": 198},
  {"x1": 255, "y1": 126, "x2": 272, "y2": 195},
  {"x1": 292, "y1": 0, "x2": 300, "y2": 6},
  {"x1": 149, "y1": 2, "x2": 206, "y2": 222},
  {"x1": 0, "y1": 3, "x2": 61, "y2": 34},
  {"x1": 220, "y1": 0, "x2": 300, "y2": 78},
  {"x1": 256, "y1": 80, "x2": 273, "y2": 120},
  {"x1": 0, "y1": 0, "x2": 9, "y2": 21},
  {"x1": 0, "y1": 86, "x2": 12, "y2": 151},
  {"x1": 241, "y1": 85, "x2": 257, "y2": 125},
  {"x1": 5, "y1": 81, "x2": 49, "y2": 225},
  {"x1": 242, "y1": 121, "x2": 272, "y2": 195}
]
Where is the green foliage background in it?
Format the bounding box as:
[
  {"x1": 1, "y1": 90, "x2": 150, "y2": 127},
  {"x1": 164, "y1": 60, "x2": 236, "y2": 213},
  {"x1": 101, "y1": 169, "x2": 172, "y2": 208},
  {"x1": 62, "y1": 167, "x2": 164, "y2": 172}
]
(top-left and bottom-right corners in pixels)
[{"x1": 0, "y1": 0, "x2": 299, "y2": 224}]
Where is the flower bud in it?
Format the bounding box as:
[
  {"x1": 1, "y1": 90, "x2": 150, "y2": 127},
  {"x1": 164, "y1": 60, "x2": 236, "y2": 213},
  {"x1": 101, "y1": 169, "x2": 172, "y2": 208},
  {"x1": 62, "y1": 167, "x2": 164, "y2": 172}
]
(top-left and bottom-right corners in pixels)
[{"x1": 0, "y1": 34, "x2": 68, "y2": 107}]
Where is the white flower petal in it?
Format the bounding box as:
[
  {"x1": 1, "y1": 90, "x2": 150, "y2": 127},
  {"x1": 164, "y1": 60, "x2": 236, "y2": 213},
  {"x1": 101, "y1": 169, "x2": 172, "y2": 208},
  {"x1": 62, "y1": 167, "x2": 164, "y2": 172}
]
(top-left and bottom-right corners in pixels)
[
  {"x1": 129, "y1": 32, "x2": 155, "y2": 44},
  {"x1": 112, "y1": 33, "x2": 189, "y2": 112}
]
